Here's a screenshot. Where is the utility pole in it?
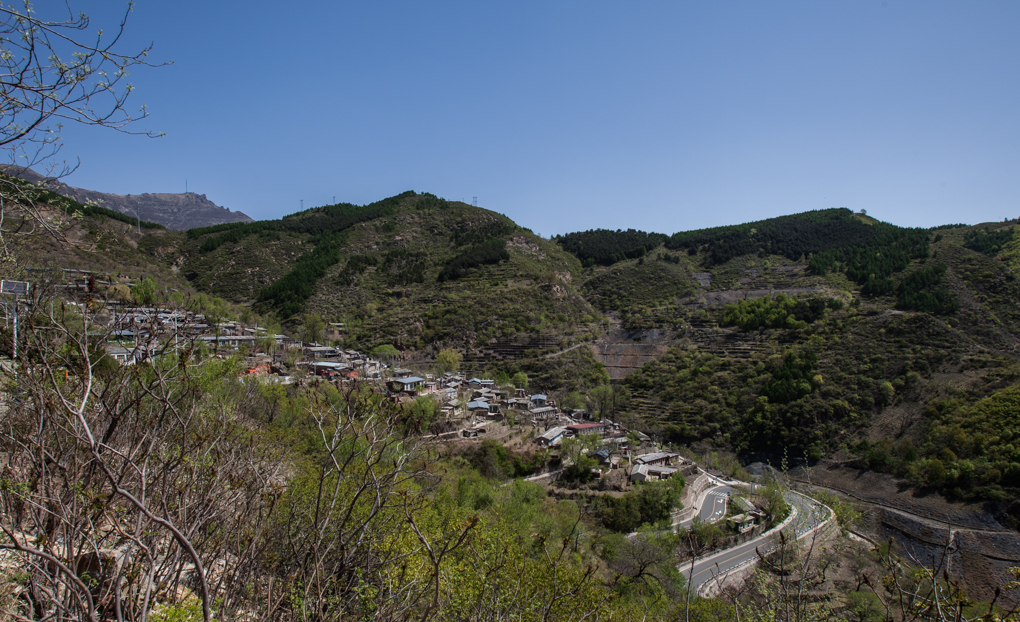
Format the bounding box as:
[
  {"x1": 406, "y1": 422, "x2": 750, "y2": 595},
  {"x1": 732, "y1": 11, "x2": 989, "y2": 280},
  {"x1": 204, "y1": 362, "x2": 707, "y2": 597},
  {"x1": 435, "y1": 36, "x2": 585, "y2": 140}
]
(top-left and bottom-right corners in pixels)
[{"x1": 1, "y1": 280, "x2": 30, "y2": 373}]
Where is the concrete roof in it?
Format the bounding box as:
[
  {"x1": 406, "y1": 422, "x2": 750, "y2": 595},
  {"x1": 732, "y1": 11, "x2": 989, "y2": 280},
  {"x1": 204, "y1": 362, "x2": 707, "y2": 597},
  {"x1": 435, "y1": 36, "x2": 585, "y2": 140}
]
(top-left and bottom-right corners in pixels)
[{"x1": 393, "y1": 376, "x2": 426, "y2": 384}]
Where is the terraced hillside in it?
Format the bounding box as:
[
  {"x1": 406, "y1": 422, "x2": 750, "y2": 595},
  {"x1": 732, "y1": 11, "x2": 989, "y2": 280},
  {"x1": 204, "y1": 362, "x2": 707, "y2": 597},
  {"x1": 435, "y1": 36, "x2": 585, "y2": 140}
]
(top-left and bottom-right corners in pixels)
[{"x1": 567, "y1": 215, "x2": 1020, "y2": 531}]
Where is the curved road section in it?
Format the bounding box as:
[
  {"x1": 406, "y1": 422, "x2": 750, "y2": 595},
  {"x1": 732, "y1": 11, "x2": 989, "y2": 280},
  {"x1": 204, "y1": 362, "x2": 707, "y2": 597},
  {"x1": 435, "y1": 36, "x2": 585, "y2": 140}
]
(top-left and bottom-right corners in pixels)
[
  {"x1": 678, "y1": 486, "x2": 734, "y2": 530},
  {"x1": 680, "y1": 489, "x2": 830, "y2": 596}
]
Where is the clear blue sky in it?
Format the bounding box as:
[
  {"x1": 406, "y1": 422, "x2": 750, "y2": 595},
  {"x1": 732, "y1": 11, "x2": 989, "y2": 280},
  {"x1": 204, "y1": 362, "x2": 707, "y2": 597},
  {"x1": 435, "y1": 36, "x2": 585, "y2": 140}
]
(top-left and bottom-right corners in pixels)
[{"x1": 56, "y1": 1, "x2": 1020, "y2": 235}]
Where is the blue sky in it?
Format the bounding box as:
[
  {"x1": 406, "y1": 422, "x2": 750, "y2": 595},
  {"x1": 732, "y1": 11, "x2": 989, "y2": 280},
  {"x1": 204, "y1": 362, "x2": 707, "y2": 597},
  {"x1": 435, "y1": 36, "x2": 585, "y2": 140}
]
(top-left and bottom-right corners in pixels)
[{"x1": 54, "y1": 1, "x2": 1020, "y2": 235}]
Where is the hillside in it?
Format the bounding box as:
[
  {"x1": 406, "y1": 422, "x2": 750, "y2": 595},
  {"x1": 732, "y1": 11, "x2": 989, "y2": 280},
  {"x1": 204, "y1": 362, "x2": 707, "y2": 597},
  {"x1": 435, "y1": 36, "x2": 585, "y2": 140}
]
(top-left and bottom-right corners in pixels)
[
  {"x1": 8, "y1": 167, "x2": 252, "y2": 230},
  {"x1": 15, "y1": 187, "x2": 1020, "y2": 607},
  {"x1": 553, "y1": 213, "x2": 1020, "y2": 531},
  {"x1": 0, "y1": 173, "x2": 186, "y2": 285},
  {"x1": 142, "y1": 192, "x2": 606, "y2": 387},
  {"x1": 137, "y1": 197, "x2": 1020, "y2": 525}
]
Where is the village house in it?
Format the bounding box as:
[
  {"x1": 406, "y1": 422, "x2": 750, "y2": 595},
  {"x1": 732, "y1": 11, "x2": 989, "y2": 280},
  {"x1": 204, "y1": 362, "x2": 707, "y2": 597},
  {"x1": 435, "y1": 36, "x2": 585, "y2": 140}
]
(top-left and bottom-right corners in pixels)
[
  {"x1": 629, "y1": 464, "x2": 679, "y2": 482},
  {"x1": 388, "y1": 376, "x2": 426, "y2": 394},
  {"x1": 592, "y1": 448, "x2": 615, "y2": 468},
  {"x1": 200, "y1": 334, "x2": 258, "y2": 350},
  {"x1": 440, "y1": 399, "x2": 462, "y2": 419},
  {"x1": 530, "y1": 393, "x2": 548, "y2": 407},
  {"x1": 728, "y1": 510, "x2": 766, "y2": 534},
  {"x1": 311, "y1": 361, "x2": 347, "y2": 378},
  {"x1": 632, "y1": 451, "x2": 681, "y2": 467},
  {"x1": 504, "y1": 396, "x2": 531, "y2": 411},
  {"x1": 467, "y1": 400, "x2": 491, "y2": 419},
  {"x1": 567, "y1": 422, "x2": 605, "y2": 437},
  {"x1": 304, "y1": 345, "x2": 339, "y2": 359},
  {"x1": 529, "y1": 405, "x2": 558, "y2": 423},
  {"x1": 535, "y1": 426, "x2": 568, "y2": 447},
  {"x1": 103, "y1": 344, "x2": 137, "y2": 365}
]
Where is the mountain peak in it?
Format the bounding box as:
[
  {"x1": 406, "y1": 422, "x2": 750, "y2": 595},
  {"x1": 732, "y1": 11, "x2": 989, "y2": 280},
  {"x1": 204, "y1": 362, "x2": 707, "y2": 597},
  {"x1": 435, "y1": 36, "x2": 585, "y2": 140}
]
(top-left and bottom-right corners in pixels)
[{"x1": 6, "y1": 167, "x2": 253, "y2": 230}]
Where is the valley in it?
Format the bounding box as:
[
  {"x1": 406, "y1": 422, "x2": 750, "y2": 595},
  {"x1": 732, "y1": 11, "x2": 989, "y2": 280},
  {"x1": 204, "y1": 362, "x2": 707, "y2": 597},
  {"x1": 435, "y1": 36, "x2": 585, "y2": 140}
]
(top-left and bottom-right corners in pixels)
[{"x1": 5, "y1": 183, "x2": 1020, "y2": 620}]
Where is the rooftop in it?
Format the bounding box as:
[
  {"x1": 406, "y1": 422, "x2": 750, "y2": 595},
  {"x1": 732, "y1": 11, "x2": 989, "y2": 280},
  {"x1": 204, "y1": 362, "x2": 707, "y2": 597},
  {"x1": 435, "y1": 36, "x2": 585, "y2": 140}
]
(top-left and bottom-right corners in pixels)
[{"x1": 393, "y1": 376, "x2": 426, "y2": 384}]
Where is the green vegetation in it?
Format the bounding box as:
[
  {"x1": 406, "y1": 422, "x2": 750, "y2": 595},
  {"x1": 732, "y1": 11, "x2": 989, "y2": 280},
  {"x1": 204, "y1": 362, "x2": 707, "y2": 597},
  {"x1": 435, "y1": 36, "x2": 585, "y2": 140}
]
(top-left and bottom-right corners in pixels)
[
  {"x1": 555, "y1": 228, "x2": 668, "y2": 267},
  {"x1": 436, "y1": 347, "x2": 462, "y2": 374},
  {"x1": 852, "y1": 380, "x2": 1020, "y2": 523},
  {"x1": 598, "y1": 477, "x2": 686, "y2": 532},
  {"x1": 896, "y1": 264, "x2": 959, "y2": 314},
  {"x1": 145, "y1": 192, "x2": 602, "y2": 369},
  {"x1": 255, "y1": 231, "x2": 351, "y2": 317},
  {"x1": 335, "y1": 253, "x2": 379, "y2": 287},
  {"x1": 721, "y1": 294, "x2": 835, "y2": 331},
  {"x1": 437, "y1": 238, "x2": 510, "y2": 281},
  {"x1": 582, "y1": 255, "x2": 695, "y2": 311},
  {"x1": 459, "y1": 439, "x2": 550, "y2": 479},
  {"x1": 759, "y1": 349, "x2": 817, "y2": 405},
  {"x1": 964, "y1": 226, "x2": 1015, "y2": 256},
  {"x1": 806, "y1": 224, "x2": 931, "y2": 293},
  {"x1": 665, "y1": 208, "x2": 876, "y2": 265}
]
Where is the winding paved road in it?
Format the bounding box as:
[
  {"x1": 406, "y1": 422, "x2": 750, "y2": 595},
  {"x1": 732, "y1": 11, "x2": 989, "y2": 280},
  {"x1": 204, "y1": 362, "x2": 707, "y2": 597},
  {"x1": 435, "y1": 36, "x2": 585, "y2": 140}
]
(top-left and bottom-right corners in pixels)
[
  {"x1": 678, "y1": 486, "x2": 734, "y2": 529},
  {"x1": 680, "y1": 490, "x2": 830, "y2": 595}
]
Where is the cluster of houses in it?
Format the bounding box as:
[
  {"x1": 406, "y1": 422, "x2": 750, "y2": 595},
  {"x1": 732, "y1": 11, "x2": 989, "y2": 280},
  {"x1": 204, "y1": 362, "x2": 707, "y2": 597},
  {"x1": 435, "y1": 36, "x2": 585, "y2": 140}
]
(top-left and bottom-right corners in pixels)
[
  {"x1": 95, "y1": 305, "x2": 384, "y2": 385},
  {"x1": 100, "y1": 306, "x2": 267, "y2": 365},
  {"x1": 307, "y1": 347, "x2": 382, "y2": 380},
  {"x1": 538, "y1": 428, "x2": 698, "y2": 483},
  {"x1": 96, "y1": 307, "x2": 707, "y2": 492},
  {"x1": 380, "y1": 373, "x2": 568, "y2": 436}
]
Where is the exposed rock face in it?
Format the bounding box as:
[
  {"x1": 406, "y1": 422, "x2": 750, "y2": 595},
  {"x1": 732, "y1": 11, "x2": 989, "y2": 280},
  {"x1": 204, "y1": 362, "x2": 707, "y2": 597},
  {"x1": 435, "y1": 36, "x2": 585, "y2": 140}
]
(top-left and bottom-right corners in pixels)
[
  {"x1": 10, "y1": 168, "x2": 253, "y2": 230},
  {"x1": 594, "y1": 328, "x2": 672, "y2": 380}
]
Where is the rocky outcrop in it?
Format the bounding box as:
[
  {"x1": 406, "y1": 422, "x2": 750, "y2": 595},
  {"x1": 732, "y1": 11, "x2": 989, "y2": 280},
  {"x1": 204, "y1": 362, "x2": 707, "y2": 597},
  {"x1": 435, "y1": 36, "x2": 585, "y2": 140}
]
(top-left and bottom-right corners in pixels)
[{"x1": 10, "y1": 168, "x2": 252, "y2": 230}]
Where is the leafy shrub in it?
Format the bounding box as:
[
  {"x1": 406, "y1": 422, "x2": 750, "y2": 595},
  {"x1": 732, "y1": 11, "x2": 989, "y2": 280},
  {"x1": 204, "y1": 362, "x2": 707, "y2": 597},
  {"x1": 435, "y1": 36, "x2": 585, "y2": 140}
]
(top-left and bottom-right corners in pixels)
[
  {"x1": 760, "y1": 350, "x2": 817, "y2": 405},
  {"x1": 381, "y1": 248, "x2": 427, "y2": 285},
  {"x1": 599, "y1": 478, "x2": 685, "y2": 532},
  {"x1": 807, "y1": 225, "x2": 931, "y2": 292},
  {"x1": 336, "y1": 254, "x2": 379, "y2": 287},
  {"x1": 255, "y1": 231, "x2": 350, "y2": 317}
]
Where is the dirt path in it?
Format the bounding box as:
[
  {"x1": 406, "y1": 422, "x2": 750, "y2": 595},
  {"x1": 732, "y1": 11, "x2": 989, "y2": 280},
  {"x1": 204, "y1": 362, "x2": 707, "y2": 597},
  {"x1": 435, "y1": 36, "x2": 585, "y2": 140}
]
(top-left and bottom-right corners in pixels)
[{"x1": 543, "y1": 342, "x2": 588, "y2": 359}]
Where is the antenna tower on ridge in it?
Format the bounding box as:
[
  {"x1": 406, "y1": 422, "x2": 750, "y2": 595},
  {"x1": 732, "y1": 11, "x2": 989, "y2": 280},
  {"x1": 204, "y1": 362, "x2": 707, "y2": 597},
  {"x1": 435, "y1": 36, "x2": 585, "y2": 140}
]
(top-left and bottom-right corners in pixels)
[{"x1": 472, "y1": 197, "x2": 477, "y2": 206}]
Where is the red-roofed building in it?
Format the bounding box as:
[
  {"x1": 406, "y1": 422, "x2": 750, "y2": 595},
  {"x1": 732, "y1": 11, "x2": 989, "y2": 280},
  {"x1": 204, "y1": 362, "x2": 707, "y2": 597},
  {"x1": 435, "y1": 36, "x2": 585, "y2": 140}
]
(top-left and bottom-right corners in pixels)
[{"x1": 566, "y1": 422, "x2": 605, "y2": 437}]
